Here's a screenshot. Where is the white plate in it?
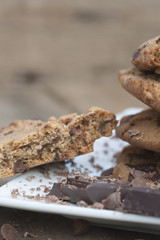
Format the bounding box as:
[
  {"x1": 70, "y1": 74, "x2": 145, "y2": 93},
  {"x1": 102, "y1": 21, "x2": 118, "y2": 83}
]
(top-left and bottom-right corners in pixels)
[{"x1": 1, "y1": 108, "x2": 159, "y2": 234}]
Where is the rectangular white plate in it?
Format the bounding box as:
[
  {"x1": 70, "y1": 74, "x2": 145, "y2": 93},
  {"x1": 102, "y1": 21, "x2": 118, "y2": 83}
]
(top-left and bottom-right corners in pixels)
[{"x1": 1, "y1": 108, "x2": 160, "y2": 234}]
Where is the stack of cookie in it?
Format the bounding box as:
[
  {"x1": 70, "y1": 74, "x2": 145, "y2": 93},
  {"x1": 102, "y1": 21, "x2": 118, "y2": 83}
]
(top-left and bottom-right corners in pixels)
[{"x1": 113, "y1": 36, "x2": 160, "y2": 186}]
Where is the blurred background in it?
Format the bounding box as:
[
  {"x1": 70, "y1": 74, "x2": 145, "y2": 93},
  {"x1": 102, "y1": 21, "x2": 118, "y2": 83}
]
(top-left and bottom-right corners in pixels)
[
  {"x1": 1, "y1": 2, "x2": 160, "y2": 239},
  {"x1": 0, "y1": 0, "x2": 160, "y2": 125}
]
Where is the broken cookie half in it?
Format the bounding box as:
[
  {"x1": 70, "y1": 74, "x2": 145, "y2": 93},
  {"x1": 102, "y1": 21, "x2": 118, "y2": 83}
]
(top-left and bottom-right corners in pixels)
[{"x1": 0, "y1": 107, "x2": 117, "y2": 179}]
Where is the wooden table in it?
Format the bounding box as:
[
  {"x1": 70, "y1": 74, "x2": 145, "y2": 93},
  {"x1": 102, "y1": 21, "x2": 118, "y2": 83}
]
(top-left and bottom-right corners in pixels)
[{"x1": 0, "y1": 0, "x2": 160, "y2": 239}]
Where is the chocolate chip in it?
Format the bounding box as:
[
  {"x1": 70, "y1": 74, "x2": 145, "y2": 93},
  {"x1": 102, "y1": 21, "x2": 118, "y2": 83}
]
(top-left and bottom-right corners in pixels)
[
  {"x1": 99, "y1": 119, "x2": 113, "y2": 134},
  {"x1": 3, "y1": 131, "x2": 13, "y2": 136},
  {"x1": 43, "y1": 136, "x2": 61, "y2": 147},
  {"x1": 156, "y1": 38, "x2": 160, "y2": 44},
  {"x1": 128, "y1": 173, "x2": 135, "y2": 182},
  {"x1": 52, "y1": 136, "x2": 61, "y2": 144},
  {"x1": 1, "y1": 224, "x2": 18, "y2": 240},
  {"x1": 63, "y1": 118, "x2": 74, "y2": 125},
  {"x1": 54, "y1": 152, "x2": 60, "y2": 161},
  {"x1": 14, "y1": 160, "x2": 27, "y2": 173},
  {"x1": 69, "y1": 128, "x2": 76, "y2": 136},
  {"x1": 73, "y1": 220, "x2": 90, "y2": 236},
  {"x1": 132, "y1": 44, "x2": 147, "y2": 61},
  {"x1": 37, "y1": 136, "x2": 61, "y2": 157},
  {"x1": 81, "y1": 118, "x2": 89, "y2": 126},
  {"x1": 132, "y1": 50, "x2": 140, "y2": 61}
]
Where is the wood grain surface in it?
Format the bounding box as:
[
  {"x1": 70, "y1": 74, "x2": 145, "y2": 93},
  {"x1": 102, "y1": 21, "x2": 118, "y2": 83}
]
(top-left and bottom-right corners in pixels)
[{"x1": 0, "y1": 0, "x2": 160, "y2": 239}]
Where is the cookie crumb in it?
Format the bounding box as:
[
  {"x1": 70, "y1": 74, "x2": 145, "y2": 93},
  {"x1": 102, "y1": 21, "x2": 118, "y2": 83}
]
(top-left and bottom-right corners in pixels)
[
  {"x1": 11, "y1": 189, "x2": 19, "y2": 199},
  {"x1": 77, "y1": 200, "x2": 88, "y2": 207},
  {"x1": 45, "y1": 195, "x2": 59, "y2": 203},
  {"x1": 91, "y1": 202, "x2": 104, "y2": 209}
]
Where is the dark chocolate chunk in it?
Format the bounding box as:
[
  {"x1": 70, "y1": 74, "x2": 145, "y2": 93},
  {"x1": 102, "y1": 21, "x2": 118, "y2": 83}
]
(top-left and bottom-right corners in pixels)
[
  {"x1": 122, "y1": 187, "x2": 160, "y2": 217},
  {"x1": 49, "y1": 176, "x2": 128, "y2": 204},
  {"x1": 14, "y1": 160, "x2": 27, "y2": 174},
  {"x1": 1, "y1": 224, "x2": 18, "y2": 240},
  {"x1": 48, "y1": 176, "x2": 160, "y2": 217}
]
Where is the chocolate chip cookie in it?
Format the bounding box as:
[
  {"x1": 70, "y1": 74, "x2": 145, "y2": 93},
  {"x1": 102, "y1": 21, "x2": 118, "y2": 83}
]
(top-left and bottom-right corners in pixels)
[
  {"x1": 116, "y1": 108, "x2": 160, "y2": 152},
  {"x1": 131, "y1": 35, "x2": 160, "y2": 73},
  {"x1": 113, "y1": 145, "x2": 160, "y2": 185},
  {"x1": 119, "y1": 68, "x2": 160, "y2": 112},
  {"x1": 0, "y1": 107, "x2": 117, "y2": 179}
]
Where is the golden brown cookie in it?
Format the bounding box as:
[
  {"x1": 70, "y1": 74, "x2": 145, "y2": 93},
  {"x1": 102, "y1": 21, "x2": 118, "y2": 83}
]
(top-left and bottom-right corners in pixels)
[
  {"x1": 0, "y1": 107, "x2": 117, "y2": 179},
  {"x1": 116, "y1": 108, "x2": 160, "y2": 152},
  {"x1": 131, "y1": 36, "x2": 160, "y2": 73},
  {"x1": 119, "y1": 68, "x2": 160, "y2": 112},
  {"x1": 113, "y1": 145, "x2": 160, "y2": 185}
]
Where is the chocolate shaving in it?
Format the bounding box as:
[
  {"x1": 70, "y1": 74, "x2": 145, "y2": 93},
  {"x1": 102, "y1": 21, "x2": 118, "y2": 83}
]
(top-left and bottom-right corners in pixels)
[
  {"x1": 40, "y1": 167, "x2": 51, "y2": 179},
  {"x1": 11, "y1": 189, "x2": 19, "y2": 199},
  {"x1": 132, "y1": 50, "x2": 140, "y2": 61},
  {"x1": 102, "y1": 188, "x2": 122, "y2": 210},
  {"x1": 1, "y1": 224, "x2": 18, "y2": 240},
  {"x1": 24, "y1": 232, "x2": 38, "y2": 238},
  {"x1": 25, "y1": 176, "x2": 35, "y2": 182}
]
